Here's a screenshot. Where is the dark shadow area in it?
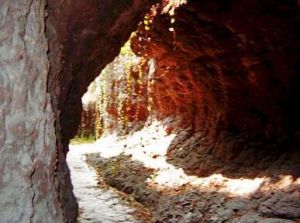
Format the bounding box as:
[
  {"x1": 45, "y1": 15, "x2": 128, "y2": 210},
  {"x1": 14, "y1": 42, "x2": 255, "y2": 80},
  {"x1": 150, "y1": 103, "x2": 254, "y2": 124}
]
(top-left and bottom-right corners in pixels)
[{"x1": 166, "y1": 128, "x2": 300, "y2": 180}]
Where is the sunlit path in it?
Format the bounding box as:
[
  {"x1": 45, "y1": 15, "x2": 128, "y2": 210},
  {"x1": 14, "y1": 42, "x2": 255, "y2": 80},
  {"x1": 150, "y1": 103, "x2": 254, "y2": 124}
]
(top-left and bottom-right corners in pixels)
[
  {"x1": 85, "y1": 121, "x2": 300, "y2": 223},
  {"x1": 67, "y1": 144, "x2": 148, "y2": 223}
]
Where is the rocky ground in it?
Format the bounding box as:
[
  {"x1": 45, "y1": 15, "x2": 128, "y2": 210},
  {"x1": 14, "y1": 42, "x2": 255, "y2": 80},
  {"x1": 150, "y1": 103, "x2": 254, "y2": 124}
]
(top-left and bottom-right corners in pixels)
[{"x1": 85, "y1": 121, "x2": 300, "y2": 223}]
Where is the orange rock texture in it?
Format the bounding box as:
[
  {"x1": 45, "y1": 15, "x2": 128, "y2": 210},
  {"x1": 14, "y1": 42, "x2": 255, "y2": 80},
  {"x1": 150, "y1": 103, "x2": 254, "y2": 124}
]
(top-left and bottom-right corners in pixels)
[{"x1": 131, "y1": 1, "x2": 300, "y2": 170}]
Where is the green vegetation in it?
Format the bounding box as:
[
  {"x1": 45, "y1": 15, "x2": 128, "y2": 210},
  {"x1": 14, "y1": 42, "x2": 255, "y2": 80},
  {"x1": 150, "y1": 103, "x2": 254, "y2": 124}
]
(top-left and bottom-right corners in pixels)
[
  {"x1": 120, "y1": 41, "x2": 135, "y2": 57},
  {"x1": 70, "y1": 135, "x2": 96, "y2": 145}
]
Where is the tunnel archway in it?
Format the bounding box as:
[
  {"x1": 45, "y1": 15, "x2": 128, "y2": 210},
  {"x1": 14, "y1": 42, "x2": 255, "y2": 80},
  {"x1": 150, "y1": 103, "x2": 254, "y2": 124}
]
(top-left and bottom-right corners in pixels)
[
  {"x1": 0, "y1": 0, "x2": 299, "y2": 222},
  {"x1": 46, "y1": 0, "x2": 157, "y2": 221},
  {"x1": 50, "y1": 0, "x2": 300, "y2": 221}
]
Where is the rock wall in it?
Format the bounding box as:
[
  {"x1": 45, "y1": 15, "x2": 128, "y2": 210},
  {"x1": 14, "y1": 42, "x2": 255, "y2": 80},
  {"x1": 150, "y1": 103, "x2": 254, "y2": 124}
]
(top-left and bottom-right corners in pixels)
[
  {"x1": 0, "y1": 0, "x2": 65, "y2": 222},
  {"x1": 131, "y1": 0, "x2": 300, "y2": 175},
  {"x1": 0, "y1": 0, "x2": 155, "y2": 222}
]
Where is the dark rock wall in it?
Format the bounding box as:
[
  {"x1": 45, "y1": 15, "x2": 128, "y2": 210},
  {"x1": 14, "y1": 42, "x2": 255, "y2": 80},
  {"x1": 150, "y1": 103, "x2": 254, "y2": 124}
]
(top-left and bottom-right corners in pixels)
[
  {"x1": 46, "y1": 0, "x2": 156, "y2": 222},
  {"x1": 47, "y1": 0, "x2": 157, "y2": 147}
]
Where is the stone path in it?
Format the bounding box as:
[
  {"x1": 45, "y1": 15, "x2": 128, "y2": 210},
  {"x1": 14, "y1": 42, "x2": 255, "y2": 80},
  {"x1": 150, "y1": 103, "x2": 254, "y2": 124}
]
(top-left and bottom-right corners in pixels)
[{"x1": 67, "y1": 144, "x2": 149, "y2": 223}]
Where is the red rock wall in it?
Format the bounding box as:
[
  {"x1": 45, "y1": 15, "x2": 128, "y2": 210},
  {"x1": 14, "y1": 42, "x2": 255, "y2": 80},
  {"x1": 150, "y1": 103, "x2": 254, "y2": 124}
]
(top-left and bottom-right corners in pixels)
[
  {"x1": 102, "y1": 58, "x2": 151, "y2": 134},
  {"x1": 131, "y1": 0, "x2": 300, "y2": 171}
]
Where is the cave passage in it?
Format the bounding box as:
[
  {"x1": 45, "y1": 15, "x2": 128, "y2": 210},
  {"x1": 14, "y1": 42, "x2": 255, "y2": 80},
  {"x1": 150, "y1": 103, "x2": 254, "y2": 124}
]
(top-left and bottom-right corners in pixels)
[
  {"x1": 50, "y1": 0, "x2": 300, "y2": 221},
  {"x1": 67, "y1": 28, "x2": 300, "y2": 222},
  {"x1": 1, "y1": 0, "x2": 299, "y2": 223}
]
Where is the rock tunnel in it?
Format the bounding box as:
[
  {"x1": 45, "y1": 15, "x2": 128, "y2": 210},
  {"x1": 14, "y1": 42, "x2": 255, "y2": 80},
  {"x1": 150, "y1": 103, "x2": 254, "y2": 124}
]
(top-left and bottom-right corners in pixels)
[{"x1": 0, "y1": 0, "x2": 299, "y2": 222}]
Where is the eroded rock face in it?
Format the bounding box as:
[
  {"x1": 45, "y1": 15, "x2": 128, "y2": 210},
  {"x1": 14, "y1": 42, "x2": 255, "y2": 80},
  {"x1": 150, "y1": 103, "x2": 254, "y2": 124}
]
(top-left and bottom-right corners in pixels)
[
  {"x1": 1, "y1": 0, "x2": 155, "y2": 222},
  {"x1": 131, "y1": 0, "x2": 300, "y2": 173},
  {"x1": 0, "y1": 0, "x2": 64, "y2": 222}
]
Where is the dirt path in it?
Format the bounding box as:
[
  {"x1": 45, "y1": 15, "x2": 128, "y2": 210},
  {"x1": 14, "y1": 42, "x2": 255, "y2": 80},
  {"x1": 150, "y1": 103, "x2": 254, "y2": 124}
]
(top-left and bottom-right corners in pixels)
[
  {"x1": 84, "y1": 122, "x2": 300, "y2": 223},
  {"x1": 66, "y1": 121, "x2": 299, "y2": 223},
  {"x1": 67, "y1": 144, "x2": 152, "y2": 223}
]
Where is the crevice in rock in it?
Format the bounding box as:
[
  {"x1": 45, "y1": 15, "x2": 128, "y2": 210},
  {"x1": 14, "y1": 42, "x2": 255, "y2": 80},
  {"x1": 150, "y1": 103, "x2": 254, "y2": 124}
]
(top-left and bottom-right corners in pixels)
[{"x1": 29, "y1": 166, "x2": 36, "y2": 223}]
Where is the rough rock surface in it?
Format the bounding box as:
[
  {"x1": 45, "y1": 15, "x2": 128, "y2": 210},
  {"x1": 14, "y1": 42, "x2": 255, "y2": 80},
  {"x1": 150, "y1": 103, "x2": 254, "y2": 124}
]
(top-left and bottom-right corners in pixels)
[
  {"x1": 0, "y1": 0, "x2": 64, "y2": 222},
  {"x1": 131, "y1": 0, "x2": 300, "y2": 175},
  {"x1": 0, "y1": 0, "x2": 155, "y2": 222}
]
